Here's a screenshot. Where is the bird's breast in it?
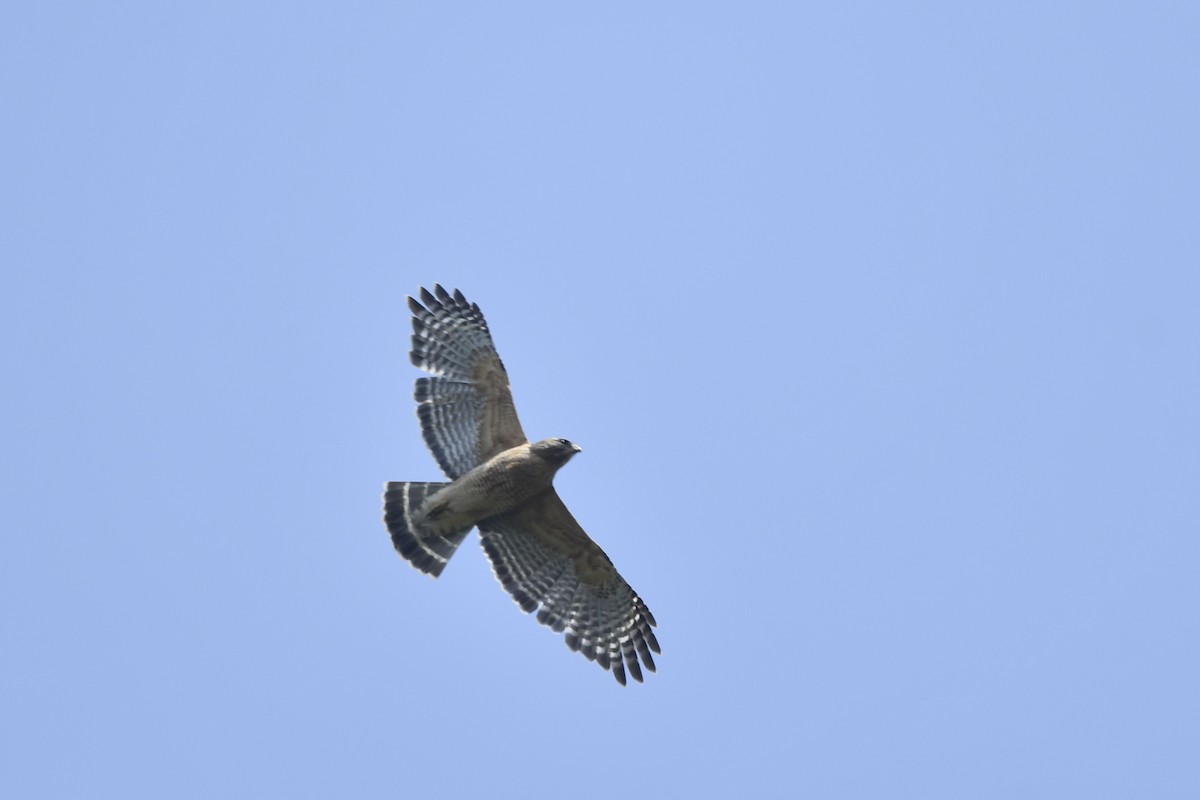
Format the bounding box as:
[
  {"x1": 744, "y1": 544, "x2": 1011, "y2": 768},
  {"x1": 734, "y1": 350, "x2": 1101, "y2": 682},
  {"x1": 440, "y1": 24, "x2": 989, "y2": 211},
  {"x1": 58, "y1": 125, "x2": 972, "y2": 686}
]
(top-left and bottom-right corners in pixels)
[{"x1": 420, "y1": 444, "x2": 554, "y2": 530}]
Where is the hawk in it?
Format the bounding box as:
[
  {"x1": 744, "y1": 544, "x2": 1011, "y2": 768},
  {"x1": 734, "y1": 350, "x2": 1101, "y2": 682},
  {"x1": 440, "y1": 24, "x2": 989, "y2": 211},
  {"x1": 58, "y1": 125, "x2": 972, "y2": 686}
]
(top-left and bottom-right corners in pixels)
[{"x1": 383, "y1": 285, "x2": 661, "y2": 685}]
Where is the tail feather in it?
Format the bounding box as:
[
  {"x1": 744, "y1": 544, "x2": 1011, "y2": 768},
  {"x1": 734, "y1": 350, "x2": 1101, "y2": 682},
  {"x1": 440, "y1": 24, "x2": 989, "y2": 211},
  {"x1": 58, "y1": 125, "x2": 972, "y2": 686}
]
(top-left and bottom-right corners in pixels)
[{"x1": 383, "y1": 481, "x2": 472, "y2": 577}]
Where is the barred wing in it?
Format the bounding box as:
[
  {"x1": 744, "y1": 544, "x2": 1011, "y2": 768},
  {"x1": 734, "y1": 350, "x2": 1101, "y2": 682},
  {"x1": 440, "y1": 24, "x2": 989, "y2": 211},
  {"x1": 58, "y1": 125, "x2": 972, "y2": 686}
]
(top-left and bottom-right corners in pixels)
[
  {"x1": 409, "y1": 285, "x2": 527, "y2": 479},
  {"x1": 478, "y1": 489, "x2": 660, "y2": 685}
]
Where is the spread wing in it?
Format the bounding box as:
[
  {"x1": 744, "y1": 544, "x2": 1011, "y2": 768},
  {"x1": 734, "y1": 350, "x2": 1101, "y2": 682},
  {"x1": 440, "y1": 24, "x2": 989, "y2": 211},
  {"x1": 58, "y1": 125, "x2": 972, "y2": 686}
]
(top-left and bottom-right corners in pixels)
[
  {"x1": 408, "y1": 285, "x2": 527, "y2": 479},
  {"x1": 478, "y1": 489, "x2": 661, "y2": 685}
]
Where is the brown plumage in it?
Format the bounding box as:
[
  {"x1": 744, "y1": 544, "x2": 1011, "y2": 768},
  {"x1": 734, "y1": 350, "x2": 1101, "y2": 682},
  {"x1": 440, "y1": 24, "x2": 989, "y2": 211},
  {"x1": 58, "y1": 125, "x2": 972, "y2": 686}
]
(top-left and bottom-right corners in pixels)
[{"x1": 383, "y1": 285, "x2": 660, "y2": 685}]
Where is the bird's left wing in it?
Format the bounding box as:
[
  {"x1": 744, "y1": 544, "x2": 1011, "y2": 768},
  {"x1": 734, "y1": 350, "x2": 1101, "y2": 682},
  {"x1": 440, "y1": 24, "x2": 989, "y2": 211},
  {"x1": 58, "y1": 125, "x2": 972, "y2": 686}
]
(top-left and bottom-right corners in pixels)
[
  {"x1": 409, "y1": 285, "x2": 527, "y2": 479},
  {"x1": 478, "y1": 489, "x2": 660, "y2": 685}
]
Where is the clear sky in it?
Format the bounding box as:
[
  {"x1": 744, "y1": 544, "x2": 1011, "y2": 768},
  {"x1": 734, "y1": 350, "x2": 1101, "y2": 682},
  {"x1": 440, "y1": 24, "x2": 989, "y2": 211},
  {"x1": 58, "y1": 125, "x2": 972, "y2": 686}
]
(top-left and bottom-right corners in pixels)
[{"x1": 3, "y1": 3, "x2": 1198, "y2": 797}]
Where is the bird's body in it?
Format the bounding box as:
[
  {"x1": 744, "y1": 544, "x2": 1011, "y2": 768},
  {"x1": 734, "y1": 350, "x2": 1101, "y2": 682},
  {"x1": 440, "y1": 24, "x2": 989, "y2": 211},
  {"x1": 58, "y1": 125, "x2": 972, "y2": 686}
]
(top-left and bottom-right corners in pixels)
[
  {"x1": 408, "y1": 439, "x2": 577, "y2": 537},
  {"x1": 383, "y1": 285, "x2": 660, "y2": 685}
]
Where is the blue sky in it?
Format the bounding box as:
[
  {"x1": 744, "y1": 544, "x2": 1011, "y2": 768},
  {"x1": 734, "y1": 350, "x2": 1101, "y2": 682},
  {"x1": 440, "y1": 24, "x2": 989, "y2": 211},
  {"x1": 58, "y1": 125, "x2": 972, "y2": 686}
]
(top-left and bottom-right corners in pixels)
[{"x1": 3, "y1": 2, "x2": 1198, "y2": 797}]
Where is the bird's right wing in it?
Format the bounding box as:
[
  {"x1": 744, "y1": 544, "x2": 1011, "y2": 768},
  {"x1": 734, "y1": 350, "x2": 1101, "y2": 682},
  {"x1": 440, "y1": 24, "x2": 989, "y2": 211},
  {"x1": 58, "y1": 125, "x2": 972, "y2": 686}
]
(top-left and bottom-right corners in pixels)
[
  {"x1": 478, "y1": 488, "x2": 660, "y2": 685},
  {"x1": 408, "y1": 285, "x2": 527, "y2": 479}
]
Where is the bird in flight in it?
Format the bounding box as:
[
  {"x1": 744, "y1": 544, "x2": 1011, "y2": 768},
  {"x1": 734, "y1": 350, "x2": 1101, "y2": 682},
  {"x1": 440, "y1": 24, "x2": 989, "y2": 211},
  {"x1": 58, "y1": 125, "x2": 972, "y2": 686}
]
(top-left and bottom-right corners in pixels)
[{"x1": 384, "y1": 285, "x2": 660, "y2": 685}]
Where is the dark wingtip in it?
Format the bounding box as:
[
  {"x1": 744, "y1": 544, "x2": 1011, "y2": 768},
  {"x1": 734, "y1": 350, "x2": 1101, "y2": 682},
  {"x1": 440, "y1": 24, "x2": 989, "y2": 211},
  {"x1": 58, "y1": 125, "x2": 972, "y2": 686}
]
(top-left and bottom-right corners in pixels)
[
  {"x1": 641, "y1": 603, "x2": 658, "y2": 629},
  {"x1": 625, "y1": 652, "x2": 644, "y2": 684},
  {"x1": 612, "y1": 661, "x2": 627, "y2": 686},
  {"x1": 638, "y1": 644, "x2": 657, "y2": 674}
]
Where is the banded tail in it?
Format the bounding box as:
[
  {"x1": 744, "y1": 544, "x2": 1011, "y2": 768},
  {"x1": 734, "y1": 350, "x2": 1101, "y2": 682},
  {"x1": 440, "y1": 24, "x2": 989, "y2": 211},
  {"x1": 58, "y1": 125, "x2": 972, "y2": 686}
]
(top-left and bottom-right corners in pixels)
[{"x1": 383, "y1": 481, "x2": 472, "y2": 577}]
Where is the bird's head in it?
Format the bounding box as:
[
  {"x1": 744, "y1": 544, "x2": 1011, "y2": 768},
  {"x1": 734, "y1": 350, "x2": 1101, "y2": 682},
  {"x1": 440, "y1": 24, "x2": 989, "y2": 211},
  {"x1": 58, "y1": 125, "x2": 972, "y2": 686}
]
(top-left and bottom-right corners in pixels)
[{"x1": 532, "y1": 437, "x2": 582, "y2": 468}]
